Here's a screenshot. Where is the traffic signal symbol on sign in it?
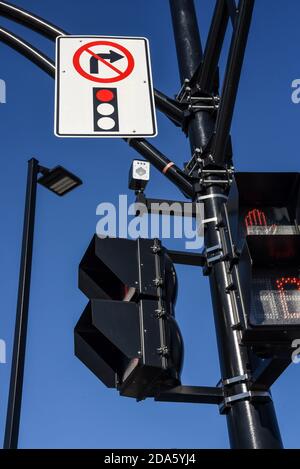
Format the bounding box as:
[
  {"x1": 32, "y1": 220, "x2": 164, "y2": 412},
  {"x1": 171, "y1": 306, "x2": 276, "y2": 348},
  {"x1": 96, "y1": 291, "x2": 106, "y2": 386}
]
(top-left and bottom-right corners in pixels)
[{"x1": 93, "y1": 87, "x2": 119, "y2": 132}]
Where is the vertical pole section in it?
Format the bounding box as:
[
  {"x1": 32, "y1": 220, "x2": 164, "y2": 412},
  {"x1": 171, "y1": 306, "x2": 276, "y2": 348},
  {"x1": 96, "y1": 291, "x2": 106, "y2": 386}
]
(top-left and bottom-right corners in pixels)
[
  {"x1": 4, "y1": 158, "x2": 39, "y2": 449},
  {"x1": 211, "y1": 0, "x2": 255, "y2": 165},
  {"x1": 169, "y1": 0, "x2": 283, "y2": 448}
]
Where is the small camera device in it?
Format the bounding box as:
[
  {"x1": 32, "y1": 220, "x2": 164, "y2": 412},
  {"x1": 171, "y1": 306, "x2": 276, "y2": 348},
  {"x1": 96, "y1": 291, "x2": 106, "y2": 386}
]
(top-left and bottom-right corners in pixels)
[{"x1": 128, "y1": 160, "x2": 150, "y2": 191}]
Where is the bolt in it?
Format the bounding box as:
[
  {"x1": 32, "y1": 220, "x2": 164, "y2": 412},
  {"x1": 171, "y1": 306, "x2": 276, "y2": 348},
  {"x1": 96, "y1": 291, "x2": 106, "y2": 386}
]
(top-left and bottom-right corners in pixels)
[
  {"x1": 157, "y1": 346, "x2": 169, "y2": 357},
  {"x1": 154, "y1": 277, "x2": 163, "y2": 287},
  {"x1": 155, "y1": 308, "x2": 166, "y2": 319}
]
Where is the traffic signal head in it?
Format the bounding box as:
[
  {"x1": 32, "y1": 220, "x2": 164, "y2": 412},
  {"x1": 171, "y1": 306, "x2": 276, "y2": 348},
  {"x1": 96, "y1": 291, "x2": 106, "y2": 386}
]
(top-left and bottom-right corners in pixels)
[
  {"x1": 226, "y1": 173, "x2": 300, "y2": 251},
  {"x1": 75, "y1": 236, "x2": 183, "y2": 400},
  {"x1": 226, "y1": 173, "x2": 300, "y2": 355}
]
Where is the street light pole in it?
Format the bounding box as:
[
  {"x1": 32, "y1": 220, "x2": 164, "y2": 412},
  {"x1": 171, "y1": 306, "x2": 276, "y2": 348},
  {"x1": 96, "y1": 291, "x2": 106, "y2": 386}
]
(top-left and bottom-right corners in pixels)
[
  {"x1": 169, "y1": 0, "x2": 283, "y2": 449},
  {"x1": 3, "y1": 159, "x2": 82, "y2": 449},
  {"x1": 4, "y1": 158, "x2": 39, "y2": 449}
]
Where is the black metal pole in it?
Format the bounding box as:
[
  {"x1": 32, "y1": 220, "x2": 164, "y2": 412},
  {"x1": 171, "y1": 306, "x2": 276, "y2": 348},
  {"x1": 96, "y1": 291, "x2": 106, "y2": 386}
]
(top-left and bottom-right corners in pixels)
[
  {"x1": 4, "y1": 158, "x2": 39, "y2": 449},
  {"x1": 0, "y1": 27, "x2": 55, "y2": 76},
  {"x1": 195, "y1": 0, "x2": 229, "y2": 93},
  {"x1": 0, "y1": 1, "x2": 66, "y2": 39},
  {"x1": 210, "y1": 0, "x2": 255, "y2": 164},
  {"x1": 169, "y1": 0, "x2": 283, "y2": 449}
]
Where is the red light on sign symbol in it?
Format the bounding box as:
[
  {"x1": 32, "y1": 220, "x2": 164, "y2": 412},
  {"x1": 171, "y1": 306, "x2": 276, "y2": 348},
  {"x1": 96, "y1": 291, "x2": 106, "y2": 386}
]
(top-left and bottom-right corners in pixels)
[
  {"x1": 96, "y1": 89, "x2": 114, "y2": 102},
  {"x1": 276, "y1": 277, "x2": 300, "y2": 319}
]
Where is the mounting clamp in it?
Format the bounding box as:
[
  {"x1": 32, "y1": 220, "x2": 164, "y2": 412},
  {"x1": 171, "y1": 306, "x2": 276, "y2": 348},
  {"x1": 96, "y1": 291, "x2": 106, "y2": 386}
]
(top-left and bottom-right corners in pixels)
[{"x1": 219, "y1": 390, "x2": 272, "y2": 415}]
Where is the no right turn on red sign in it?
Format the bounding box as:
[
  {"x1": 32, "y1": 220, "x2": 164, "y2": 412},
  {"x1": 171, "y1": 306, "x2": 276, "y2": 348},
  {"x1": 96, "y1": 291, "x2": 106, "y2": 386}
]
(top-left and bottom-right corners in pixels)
[{"x1": 55, "y1": 36, "x2": 157, "y2": 138}]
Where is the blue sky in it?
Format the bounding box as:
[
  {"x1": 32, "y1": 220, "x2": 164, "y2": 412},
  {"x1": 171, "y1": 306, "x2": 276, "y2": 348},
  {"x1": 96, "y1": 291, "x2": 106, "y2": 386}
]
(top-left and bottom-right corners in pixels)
[{"x1": 0, "y1": 0, "x2": 299, "y2": 449}]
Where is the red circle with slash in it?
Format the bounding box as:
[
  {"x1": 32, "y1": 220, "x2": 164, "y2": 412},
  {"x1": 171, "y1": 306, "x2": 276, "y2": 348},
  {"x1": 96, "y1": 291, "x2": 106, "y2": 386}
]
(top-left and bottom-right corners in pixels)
[{"x1": 73, "y1": 40, "x2": 135, "y2": 83}]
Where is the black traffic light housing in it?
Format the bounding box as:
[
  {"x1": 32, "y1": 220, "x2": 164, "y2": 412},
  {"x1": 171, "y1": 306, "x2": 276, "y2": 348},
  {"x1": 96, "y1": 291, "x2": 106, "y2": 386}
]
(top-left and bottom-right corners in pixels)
[
  {"x1": 225, "y1": 173, "x2": 300, "y2": 355},
  {"x1": 75, "y1": 236, "x2": 183, "y2": 400}
]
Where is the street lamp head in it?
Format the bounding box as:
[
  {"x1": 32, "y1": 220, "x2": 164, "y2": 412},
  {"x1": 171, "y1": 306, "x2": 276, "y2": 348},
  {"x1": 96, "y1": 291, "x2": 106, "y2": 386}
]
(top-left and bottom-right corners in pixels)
[{"x1": 37, "y1": 165, "x2": 82, "y2": 196}]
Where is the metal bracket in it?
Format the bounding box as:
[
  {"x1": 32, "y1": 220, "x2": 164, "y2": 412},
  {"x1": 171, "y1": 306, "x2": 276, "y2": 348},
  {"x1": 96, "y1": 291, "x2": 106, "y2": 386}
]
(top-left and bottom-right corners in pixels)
[
  {"x1": 176, "y1": 78, "x2": 192, "y2": 103},
  {"x1": 206, "y1": 252, "x2": 224, "y2": 265},
  {"x1": 219, "y1": 391, "x2": 272, "y2": 414},
  {"x1": 217, "y1": 372, "x2": 272, "y2": 414},
  {"x1": 176, "y1": 78, "x2": 219, "y2": 106},
  {"x1": 197, "y1": 193, "x2": 228, "y2": 202},
  {"x1": 201, "y1": 217, "x2": 218, "y2": 225},
  {"x1": 155, "y1": 385, "x2": 224, "y2": 405},
  {"x1": 175, "y1": 80, "x2": 220, "y2": 137},
  {"x1": 135, "y1": 192, "x2": 199, "y2": 218},
  {"x1": 184, "y1": 148, "x2": 203, "y2": 177},
  {"x1": 198, "y1": 167, "x2": 234, "y2": 189},
  {"x1": 188, "y1": 95, "x2": 220, "y2": 113},
  {"x1": 222, "y1": 373, "x2": 249, "y2": 387},
  {"x1": 206, "y1": 243, "x2": 222, "y2": 254},
  {"x1": 168, "y1": 250, "x2": 206, "y2": 267}
]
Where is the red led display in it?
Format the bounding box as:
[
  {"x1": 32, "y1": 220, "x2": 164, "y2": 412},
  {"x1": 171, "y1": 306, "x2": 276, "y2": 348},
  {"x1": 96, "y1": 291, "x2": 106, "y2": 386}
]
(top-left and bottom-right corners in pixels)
[
  {"x1": 244, "y1": 208, "x2": 277, "y2": 235},
  {"x1": 245, "y1": 208, "x2": 267, "y2": 228},
  {"x1": 276, "y1": 277, "x2": 300, "y2": 319}
]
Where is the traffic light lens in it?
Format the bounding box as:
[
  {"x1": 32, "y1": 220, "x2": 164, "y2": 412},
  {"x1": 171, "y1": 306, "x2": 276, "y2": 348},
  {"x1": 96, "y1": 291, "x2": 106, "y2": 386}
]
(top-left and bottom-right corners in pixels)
[
  {"x1": 97, "y1": 103, "x2": 114, "y2": 116},
  {"x1": 96, "y1": 89, "x2": 114, "y2": 102}
]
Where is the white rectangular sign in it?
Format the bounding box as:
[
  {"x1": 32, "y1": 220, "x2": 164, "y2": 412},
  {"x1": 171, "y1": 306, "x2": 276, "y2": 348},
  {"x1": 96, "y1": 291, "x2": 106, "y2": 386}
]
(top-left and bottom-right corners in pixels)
[{"x1": 55, "y1": 36, "x2": 157, "y2": 138}]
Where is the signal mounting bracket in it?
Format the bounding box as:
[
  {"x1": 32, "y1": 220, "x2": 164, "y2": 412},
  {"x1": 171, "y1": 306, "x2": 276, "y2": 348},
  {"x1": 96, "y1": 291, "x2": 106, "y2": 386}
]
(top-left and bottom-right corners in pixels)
[{"x1": 219, "y1": 390, "x2": 272, "y2": 415}]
